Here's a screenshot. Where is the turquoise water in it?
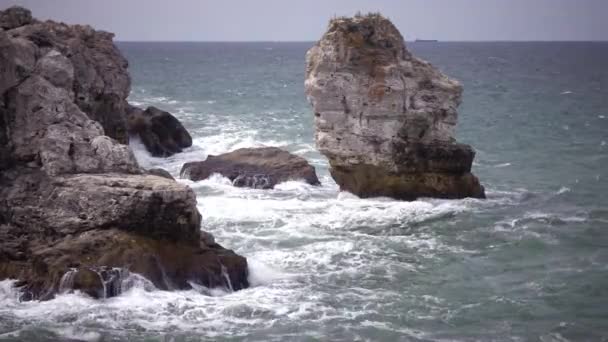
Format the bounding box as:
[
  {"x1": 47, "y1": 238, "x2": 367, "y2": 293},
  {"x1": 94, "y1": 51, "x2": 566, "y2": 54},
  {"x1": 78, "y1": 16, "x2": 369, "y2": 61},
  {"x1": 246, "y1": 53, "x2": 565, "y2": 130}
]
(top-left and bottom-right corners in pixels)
[{"x1": 1, "y1": 42, "x2": 607, "y2": 341}]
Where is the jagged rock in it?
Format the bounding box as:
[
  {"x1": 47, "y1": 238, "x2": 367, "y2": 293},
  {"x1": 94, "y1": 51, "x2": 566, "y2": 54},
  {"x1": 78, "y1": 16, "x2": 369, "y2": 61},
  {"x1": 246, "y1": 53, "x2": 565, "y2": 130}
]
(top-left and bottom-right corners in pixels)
[
  {"x1": 147, "y1": 167, "x2": 175, "y2": 180},
  {"x1": 70, "y1": 268, "x2": 105, "y2": 299},
  {"x1": 7, "y1": 17, "x2": 131, "y2": 143},
  {"x1": 0, "y1": 6, "x2": 249, "y2": 300},
  {"x1": 305, "y1": 14, "x2": 485, "y2": 200},
  {"x1": 127, "y1": 105, "x2": 193, "y2": 157},
  {"x1": 0, "y1": 6, "x2": 32, "y2": 30},
  {"x1": 181, "y1": 147, "x2": 320, "y2": 189}
]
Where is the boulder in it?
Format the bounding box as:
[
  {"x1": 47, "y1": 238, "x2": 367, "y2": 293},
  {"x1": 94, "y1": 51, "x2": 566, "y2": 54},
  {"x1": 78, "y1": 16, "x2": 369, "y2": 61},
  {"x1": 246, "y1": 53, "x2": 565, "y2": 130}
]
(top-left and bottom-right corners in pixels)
[
  {"x1": 0, "y1": 6, "x2": 33, "y2": 30},
  {"x1": 0, "y1": 6, "x2": 249, "y2": 300},
  {"x1": 181, "y1": 147, "x2": 320, "y2": 189},
  {"x1": 127, "y1": 105, "x2": 193, "y2": 157},
  {"x1": 305, "y1": 14, "x2": 485, "y2": 200}
]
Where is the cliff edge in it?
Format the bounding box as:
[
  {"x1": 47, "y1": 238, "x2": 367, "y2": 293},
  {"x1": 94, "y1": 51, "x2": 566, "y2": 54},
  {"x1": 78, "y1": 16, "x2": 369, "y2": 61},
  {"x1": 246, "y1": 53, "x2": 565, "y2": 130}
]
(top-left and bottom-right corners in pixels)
[{"x1": 0, "y1": 6, "x2": 248, "y2": 300}]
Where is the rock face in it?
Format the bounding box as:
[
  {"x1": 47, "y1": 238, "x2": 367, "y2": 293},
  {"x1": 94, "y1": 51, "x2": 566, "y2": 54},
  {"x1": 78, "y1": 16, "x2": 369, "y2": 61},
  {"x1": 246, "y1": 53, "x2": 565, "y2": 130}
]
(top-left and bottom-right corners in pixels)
[
  {"x1": 305, "y1": 14, "x2": 485, "y2": 200},
  {"x1": 0, "y1": 6, "x2": 248, "y2": 300},
  {"x1": 127, "y1": 105, "x2": 193, "y2": 157},
  {"x1": 181, "y1": 147, "x2": 320, "y2": 189}
]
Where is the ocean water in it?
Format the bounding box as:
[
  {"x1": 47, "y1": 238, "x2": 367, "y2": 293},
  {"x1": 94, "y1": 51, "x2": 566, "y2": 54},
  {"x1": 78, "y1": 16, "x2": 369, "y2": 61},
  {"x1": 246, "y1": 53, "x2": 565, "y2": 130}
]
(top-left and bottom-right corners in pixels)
[{"x1": 1, "y1": 42, "x2": 608, "y2": 341}]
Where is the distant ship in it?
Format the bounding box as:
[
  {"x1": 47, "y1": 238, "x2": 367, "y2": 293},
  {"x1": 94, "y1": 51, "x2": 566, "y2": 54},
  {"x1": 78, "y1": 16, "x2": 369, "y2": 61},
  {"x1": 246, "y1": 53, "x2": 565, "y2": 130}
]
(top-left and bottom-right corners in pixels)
[{"x1": 414, "y1": 39, "x2": 438, "y2": 43}]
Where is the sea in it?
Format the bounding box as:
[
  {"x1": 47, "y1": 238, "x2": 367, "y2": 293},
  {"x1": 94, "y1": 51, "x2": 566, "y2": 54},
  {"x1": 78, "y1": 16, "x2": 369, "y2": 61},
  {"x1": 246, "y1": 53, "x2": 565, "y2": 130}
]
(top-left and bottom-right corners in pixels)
[{"x1": 0, "y1": 41, "x2": 607, "y2": 341}]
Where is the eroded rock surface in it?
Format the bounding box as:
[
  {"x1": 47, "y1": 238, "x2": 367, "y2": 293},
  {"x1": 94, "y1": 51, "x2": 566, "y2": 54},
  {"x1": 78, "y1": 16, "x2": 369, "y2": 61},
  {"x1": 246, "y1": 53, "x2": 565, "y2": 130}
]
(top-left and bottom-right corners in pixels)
[
  {"x1": 305, "y1": 14, "x2": 484, "y2": 200},
  {"x1": 181, "y1": 147, "x2": 320, "y2": 189},
  {"x1": 0, "y1": 6, "x2": 248, "y2": 300}
]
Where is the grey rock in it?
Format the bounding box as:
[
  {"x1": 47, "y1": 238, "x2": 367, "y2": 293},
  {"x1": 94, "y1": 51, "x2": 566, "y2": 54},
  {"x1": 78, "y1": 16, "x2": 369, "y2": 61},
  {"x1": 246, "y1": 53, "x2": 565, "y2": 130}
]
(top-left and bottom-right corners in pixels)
[
  {"x1": 0, "y1": 6, "x2": 32, "y2": 30},
  {"x1": 8, "y1": 20, "x2": 131, "y2": 143},
  {"x1": 147, "y1": 167, "x2": 175, "y2": 180},
  {"x1": 3, "y1": 171, "x2": 200, "y2": 240},
  {"x1": 305, "y1": 14, "x2": 485, "y2": 200},
  {"x1": 35, "y1": 49, "x2": 74, "y2": 90},
  {"x1": 0, "y1": 30, "x2": 18, "y2": 95},
  {"x1": 127, "y1": 105, "x2": 193, "y2": 157},
  {"x1": 181, "y1": 147, "x2": 320, "y2": 189},
  {"x1": 0, "y1": 6, "x2": 249, "y2": 300}
]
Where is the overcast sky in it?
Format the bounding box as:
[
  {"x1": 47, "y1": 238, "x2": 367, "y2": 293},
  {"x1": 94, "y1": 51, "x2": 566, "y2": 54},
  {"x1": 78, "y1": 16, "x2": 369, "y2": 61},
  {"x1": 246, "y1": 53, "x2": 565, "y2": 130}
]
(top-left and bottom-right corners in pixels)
[{"x1": 2, "y1": 0, "x2": 607, "y2": 41}]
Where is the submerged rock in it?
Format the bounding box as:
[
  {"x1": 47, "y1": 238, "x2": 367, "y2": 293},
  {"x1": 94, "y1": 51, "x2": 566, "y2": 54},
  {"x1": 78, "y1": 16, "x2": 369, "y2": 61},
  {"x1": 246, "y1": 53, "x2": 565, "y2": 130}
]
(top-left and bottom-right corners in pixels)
[
  {"x1": 181, "y1": 147, "x2": 320, "y2": 189},
  {"x1": 0, "y1": 6, "x2": 248, "y2": 300},
  {"x1": 127, "y1": 105, "x2": 193, "y2": 157},
  {"x1": 305, "y1": 14, "x2": 485, "y2": 200}
]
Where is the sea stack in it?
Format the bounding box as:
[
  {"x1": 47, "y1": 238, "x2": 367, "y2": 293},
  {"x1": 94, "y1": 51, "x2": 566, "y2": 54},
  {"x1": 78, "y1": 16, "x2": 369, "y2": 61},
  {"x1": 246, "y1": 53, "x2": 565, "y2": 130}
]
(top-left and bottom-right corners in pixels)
[
  {"x1": 0, "y1": 6, "x2": 248, "y2": 300},
  {"x1": 305, "y1": 14, "x2": 485, "y2": 200}
]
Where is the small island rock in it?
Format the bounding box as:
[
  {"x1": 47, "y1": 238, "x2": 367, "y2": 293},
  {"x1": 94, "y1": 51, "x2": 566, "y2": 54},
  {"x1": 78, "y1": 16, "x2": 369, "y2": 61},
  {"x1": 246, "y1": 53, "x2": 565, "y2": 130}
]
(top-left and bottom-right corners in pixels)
[
  {"x1": 181, "y1": 147, "x2": 320, "y2": 189},
  {"x1": 305, "y1": 14, "x2": 485, "y2": 200}
]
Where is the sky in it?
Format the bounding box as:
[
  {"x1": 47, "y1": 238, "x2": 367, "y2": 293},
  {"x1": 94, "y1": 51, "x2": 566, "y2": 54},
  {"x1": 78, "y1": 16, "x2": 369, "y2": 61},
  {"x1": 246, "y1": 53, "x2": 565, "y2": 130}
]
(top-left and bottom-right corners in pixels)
[{"x1": 2, "y1": 0, "x2": 607, "y2": 41}]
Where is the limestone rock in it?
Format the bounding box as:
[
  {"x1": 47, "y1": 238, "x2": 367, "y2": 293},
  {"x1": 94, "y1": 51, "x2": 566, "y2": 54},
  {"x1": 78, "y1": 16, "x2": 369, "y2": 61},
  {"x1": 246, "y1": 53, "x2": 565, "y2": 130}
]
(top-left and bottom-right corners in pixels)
[
  {"x1": 147, "y1": 167, "x2": 175, "y2": 180},
  {"x1": 127, "y1": 105, "x2": 193, "y2": 157},
  {"x1": 305, "y1": 14, "x2": 485, "y2": 200},
  {"x1": 181, "y1": 147, "x2": 320, "y2": 189}
]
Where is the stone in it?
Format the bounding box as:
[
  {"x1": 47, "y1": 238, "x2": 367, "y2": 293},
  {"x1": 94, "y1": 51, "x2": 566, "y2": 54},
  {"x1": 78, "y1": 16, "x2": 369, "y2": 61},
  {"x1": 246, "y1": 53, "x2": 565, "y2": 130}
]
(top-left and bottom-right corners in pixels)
[
  {"x1": 0, "y1": 6, "x2": 33, "y2": 30},
  {"x1": 127, "y1": 105, "x2": 193, "y2": 157},
  {"x1": 35, "y1": 49, "x2": 74, "y2": 90},
  {"x1": 181, "y1": 147, "x2": 321, "y2": 189},
  {"x1": 305, "y1": 14, "x2": 485, "y2": 200},
  {"x1": 7, "y1": 17, "x2": 131, "y2": 143},
  {"x1": 0, "y1": 6, "x2": 249, "y2": 300},
  {"x1": 147, "y1": 167, "x2": 175, "y2": 180}
]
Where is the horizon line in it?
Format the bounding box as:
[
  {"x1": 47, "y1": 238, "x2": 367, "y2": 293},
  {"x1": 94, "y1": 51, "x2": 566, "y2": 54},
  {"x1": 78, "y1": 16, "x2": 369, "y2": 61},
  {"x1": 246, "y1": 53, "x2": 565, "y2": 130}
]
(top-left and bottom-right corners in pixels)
[{"x1": 115, "y1": 39, "x2": 608, "y2": 43}]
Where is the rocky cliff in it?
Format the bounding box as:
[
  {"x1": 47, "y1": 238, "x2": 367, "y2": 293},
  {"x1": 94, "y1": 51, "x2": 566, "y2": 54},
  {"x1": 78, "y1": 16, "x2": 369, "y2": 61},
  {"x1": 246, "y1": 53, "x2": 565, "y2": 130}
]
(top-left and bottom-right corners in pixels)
[
  {"x1": 305, "y1": 14, "x2": 485, "y2": 200},
  {"x1": 0, "y1": 6, "x2": 248, "y2": 300}
]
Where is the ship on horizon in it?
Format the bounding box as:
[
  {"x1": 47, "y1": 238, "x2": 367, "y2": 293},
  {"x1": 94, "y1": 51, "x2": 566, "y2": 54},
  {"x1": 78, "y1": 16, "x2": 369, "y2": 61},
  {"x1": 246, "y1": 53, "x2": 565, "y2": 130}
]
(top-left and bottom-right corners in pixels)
[{"x1": 414, "y1": 39, "x2": 439, "y2": 42}]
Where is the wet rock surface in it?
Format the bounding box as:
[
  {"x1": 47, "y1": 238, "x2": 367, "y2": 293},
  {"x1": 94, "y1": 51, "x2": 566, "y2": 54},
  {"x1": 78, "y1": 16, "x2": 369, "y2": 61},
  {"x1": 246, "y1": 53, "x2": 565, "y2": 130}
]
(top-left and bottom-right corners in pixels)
[
  {"x1": 127, "y1": 105, "x2": 193, "y2": 157},
  {"x1": 0, "y1": 6, "x2": 248, "y2": 300},
  {"x1": 181, "y1": 147, "x2": 321, "y2": 189},
  {"x1": 305, "y1": 14, "x2": 485, "y2": 200}
]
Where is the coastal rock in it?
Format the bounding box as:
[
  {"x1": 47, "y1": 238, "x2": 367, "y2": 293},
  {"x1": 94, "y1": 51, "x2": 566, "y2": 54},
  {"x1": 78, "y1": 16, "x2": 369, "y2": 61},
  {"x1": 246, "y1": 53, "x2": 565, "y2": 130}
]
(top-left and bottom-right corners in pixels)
[
  {"x1": 147, "y1": 167, "x2": 175, "y2": 180},
  {"x1": 305, "y1": 14, "x2": 485, "y2": 200},
  {"x1": 5, "y1": 228, "x2": 248, "y2": 300},
  {"x1": 0, "y1": 6, "x2": 249, "y2": 300},
  {"x1": 7, "y1": 16, "x2": 131, "y2": 143},
  {"x1": 127, "y1": 105, "x2": 193, "y2": 157},
  {"x1": 181, "y1": 147, "x2": 320, "y2": 189},
  {"x1": 0, "y1": 6, "x2": 32, "y2": 30}
]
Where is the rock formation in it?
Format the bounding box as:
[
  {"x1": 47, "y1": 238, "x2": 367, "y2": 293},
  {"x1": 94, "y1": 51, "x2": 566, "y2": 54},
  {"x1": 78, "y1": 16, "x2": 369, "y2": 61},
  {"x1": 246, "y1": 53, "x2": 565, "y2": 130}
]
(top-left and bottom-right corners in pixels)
[
  {"x1": 305, "y1": 14, "x2": 485, "y2": 200},
  {"x1": 181, "y1": 147, "x2": 320, "y2": 189},
  {"x1": 127, "y1": 105, "x2": 193, "y2": 157},
  {"x1": 0, "y1": 6, "x2": 248, "y2": 300}
]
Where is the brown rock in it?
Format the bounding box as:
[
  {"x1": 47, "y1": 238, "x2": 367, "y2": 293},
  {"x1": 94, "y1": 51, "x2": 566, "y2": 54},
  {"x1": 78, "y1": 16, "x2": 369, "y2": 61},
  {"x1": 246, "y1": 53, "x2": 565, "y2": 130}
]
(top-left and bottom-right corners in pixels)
[
  {"x1": 127, "y1": 105, "x2": 193, "y2": 157},
  {"x1": 181, "y1": 147, "x2": 320, "y2": 189}
]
